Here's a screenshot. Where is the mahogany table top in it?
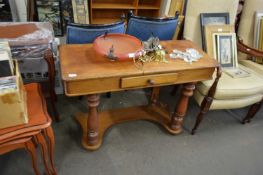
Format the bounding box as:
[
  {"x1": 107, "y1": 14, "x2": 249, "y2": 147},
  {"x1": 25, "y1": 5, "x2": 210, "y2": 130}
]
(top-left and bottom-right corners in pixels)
[{"x1": 60, "y1": 40, "x2": 218, "y2": 82}]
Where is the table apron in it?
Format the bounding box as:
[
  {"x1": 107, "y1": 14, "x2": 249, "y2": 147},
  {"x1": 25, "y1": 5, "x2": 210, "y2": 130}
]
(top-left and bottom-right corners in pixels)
[{"x1": 64, "y1": 68, "x2": 215, "y2": 96}]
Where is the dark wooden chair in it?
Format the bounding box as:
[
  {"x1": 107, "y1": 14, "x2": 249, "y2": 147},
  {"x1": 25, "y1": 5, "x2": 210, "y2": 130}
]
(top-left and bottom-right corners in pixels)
[
  {"x1": 235, "y1": 0, "x2": 263, "y2": 123},
  {"x1": 237, "y1": 32, "x2": 263, "y2": 125},
  {"x1": 0, "y1": 83, "x2": 57, "y2": 175}
]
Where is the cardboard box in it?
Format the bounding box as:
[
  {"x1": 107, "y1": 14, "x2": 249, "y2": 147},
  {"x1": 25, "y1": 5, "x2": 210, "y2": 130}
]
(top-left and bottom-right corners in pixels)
[{"x1": 0, "y1": 61, "x2": 28, "y2": 129}]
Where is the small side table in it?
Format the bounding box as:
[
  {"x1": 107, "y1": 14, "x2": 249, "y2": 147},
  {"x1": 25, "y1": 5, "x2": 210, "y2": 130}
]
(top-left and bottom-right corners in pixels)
[{"x1": 0, "y1": 83, "x2": 57, "y2": 175}]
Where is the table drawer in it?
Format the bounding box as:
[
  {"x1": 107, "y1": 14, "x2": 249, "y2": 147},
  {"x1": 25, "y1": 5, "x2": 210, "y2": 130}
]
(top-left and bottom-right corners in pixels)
[{"x1": 121, "y1": 73, "x2": 178, "y2": 88}]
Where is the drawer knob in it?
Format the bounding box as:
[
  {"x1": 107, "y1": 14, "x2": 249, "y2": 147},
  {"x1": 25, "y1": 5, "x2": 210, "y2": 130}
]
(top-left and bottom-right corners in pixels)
[{"x1": 147, "y1": 79, "x2": 155, "y2": 85}]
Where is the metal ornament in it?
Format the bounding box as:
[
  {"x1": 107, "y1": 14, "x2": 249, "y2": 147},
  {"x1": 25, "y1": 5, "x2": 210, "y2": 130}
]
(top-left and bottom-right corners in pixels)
[
  {"x1": 133, "y1": 36, "x2": 168, "y2": 69},
  {"x1": 107, "y1": 45, "x2": 117, "y2": 61}
]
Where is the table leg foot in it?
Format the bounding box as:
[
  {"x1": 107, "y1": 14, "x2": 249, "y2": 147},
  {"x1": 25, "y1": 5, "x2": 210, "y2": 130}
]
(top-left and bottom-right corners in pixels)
[{"x1": 76, "y1": 114, "x2": 102, "y2": 151}]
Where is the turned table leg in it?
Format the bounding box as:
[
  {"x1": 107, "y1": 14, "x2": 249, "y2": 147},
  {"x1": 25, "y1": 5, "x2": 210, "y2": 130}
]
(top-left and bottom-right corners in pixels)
[
  {"x1": 170, "y1": 83, "x2": 195, "y2": 133},
  {"x1": 87, "y1": 94, "x2": 100, "y2": 146},
  {"x1": 151, "y1": 87, "x2": 160, "y2": 105}
]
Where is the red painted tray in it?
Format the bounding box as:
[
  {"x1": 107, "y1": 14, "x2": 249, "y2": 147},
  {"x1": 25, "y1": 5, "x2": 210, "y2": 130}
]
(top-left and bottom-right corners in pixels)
[{"x1": 93, "y1": 33, "x2": 143, "y2": 61}]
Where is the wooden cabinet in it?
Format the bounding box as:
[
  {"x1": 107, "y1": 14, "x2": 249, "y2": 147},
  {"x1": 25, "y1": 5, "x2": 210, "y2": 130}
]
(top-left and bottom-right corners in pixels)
[{"x1": 90, "y1": 0, "x2": 163, "y2": 24}]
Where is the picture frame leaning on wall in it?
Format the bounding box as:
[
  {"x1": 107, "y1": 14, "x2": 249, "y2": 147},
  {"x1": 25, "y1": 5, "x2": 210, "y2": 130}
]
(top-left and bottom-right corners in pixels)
[
  {"x1": 253, "y1": 11, "x2": 263, "y2": 49},
  {"x1": 71, "y1": 0, "x2": 89, "y2": 24},
  {"x1": 35, "y1": 0, "x2": 64, "y2": 36},
  {"x1": 0, "y1": 0, "x2": 13, "y2": 21},
  {"x1": 212, "y1": 33, "x2": 238, "y2": 68},
  {"x1": 204, "y1": 24, "x2": 235, "y2": 58},
  {"x1": 255, "y1": 17, "x2": 263, "y2": 64},
  {"x1": 200, "y1": 13, "x2": 230, "y2": 50},
  {"x1": 212, "y1": 32, "x2": 250, "y2": 78}
]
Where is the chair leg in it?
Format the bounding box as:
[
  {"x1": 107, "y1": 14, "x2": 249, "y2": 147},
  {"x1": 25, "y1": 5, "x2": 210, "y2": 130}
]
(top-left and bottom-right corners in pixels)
[
  {"x1": 48, "y1": 84, "x2": 59, "y2": 122},
  {"x1": 50, "y1": 96, "x2": 60, "y2": 122},
  {"x1": 192, "y1": 110, "x2": 207, "y2": 135},
  {"x1": 25, "y1": 140, "x2": 41, "y2": 175},
  {"x1": 242, "y1": 98, "x2": 263, "y2": 124},
  {"x1": 170, "y1": 85, "x2": 180, "y2": 96},
  {"x1": 35, "y1": 133, "x2": 52, "y2": 175},
  {"x1": 44, "y1": 126, "x2": 57, "y2": 175},
  {"x1": 44, "y1": 48, "x2": 60, "y2": 122},
  {"x1": 106, "y1": 92, "x2": 111, "y2": 98},
  {"x1": 192, "y1": 66, "x2": 222, "y2": 135},
  {"x1": 191, "y1": 96, "x2": 214, "y2": 135}
]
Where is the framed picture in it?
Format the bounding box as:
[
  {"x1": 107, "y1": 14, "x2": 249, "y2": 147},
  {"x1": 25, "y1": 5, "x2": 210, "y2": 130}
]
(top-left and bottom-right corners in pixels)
[
  {"x1": 168, "y1": 0, "x2": 185, "y2": 16},
  {"x1": 212, "y1": 33, "x2": 238, "y2": 69},
  {"x1": 35, "y1": 0, "x2": 63, "y2": 36},
  {"x1": 204, "y1": 24, "x2": 235, "y2": 58},
  {"x1": 0, "y1": 0, "x2": 12, "y2": 21},
  {"x1": 72, "y1": 0, "x2": 90, "y2": 24},
  {"x1": 257, "y1": 18, "x2": 263, "y2": 50},
  {"x1": 200, "y1": 13, "x2": 230, "y2": 50},
  {"x1": 173, "y1": 15, "x2": 184, "y2": 39},
  {"x1": 61, "y1": 0, "x2": 74, "y2": 29},
  {"x1": 224, "y1": 68, "x2": 250, "y2": 78},
  {"x1": 255, "y1": 18, "x2": 263, "y2": 64},
  {"x1": 253, "y1": 12, "x2": 263, "y2": 49}
]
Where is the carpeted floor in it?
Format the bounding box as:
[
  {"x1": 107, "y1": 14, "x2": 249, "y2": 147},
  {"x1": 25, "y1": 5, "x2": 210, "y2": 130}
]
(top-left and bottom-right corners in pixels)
[{"x1": 1, "y1": 86, "x2": 262, "y2": 175}]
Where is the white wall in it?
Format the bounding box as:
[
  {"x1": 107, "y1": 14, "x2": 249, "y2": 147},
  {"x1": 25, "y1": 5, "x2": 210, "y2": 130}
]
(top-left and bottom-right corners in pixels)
[
  {"x1": 160, "y1": 0, "x2": 171, "y2": 16},
  {"x1": 14, "y1": 0, "x2": 27, "y2": 21},
  {"x1": 8, "y1": 0, "x2": 19, "y2": 21}
]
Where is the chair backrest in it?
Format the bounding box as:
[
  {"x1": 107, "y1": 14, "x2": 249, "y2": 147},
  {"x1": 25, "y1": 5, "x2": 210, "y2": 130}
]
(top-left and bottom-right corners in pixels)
[
  {"x1": 126, "y1": 12, "x2": 179, "y2": 41},
  {"x1": 66, "y1": 21, "x2": 125, "y2": 44},
  {"x1": 238, "y1": 0, "x2": 263, "y2": 47},
  {"x1": 183, "y1": 0, "x2": 239, "y2": 48}
]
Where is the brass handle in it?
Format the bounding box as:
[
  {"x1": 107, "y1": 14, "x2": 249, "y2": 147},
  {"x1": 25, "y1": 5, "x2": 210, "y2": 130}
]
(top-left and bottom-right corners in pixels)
[{"x1": 147, "y1": 79, "x2": 155, "y2": 85}]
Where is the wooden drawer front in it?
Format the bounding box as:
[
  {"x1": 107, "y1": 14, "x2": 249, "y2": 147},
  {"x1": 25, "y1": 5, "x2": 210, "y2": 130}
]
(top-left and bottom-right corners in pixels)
[{"x1": 121, "y1": 73, "x2": 178, "y2": 88}]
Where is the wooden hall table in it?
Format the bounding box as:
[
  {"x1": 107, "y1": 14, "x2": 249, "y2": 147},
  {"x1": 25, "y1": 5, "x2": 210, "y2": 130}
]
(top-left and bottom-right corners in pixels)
[{"x1": 60, "y1": 40, "x2": 218, "y2": 150}]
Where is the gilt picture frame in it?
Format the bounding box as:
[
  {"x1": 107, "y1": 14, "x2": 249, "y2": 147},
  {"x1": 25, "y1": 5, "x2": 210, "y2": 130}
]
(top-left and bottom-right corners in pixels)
[
  {"x1": 200, "y1": 13, "x2": 230, "y2": 50},
  {"x1": 204, "y1": 24, "x2": 235, "y2": 58},
  {"x1": 72, "y1": 0, "x2": 90, "y2": 24}
]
